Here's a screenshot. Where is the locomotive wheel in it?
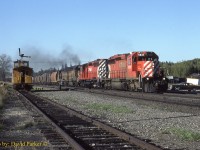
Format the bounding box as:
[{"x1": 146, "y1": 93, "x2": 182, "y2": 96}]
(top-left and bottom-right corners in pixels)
[
  {"x1": 128, "y1": 85, "x2": 133, "y2": 91},
  {"x1": 122, "y1": 82, "x2": 128, "y2": 91}
]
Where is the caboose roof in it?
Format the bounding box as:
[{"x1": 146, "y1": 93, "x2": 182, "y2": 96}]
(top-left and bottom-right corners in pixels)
[{"x1": 13, "y1": 60, "x2": 30, "y2": 68}]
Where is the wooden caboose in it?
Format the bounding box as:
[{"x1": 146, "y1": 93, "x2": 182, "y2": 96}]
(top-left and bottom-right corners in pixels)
[{"x1": 12, "y1": 49, "x2": 33, "y2": 90}]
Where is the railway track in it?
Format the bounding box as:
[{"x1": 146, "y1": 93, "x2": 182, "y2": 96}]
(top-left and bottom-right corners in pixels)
[
  {"x1": 33, "y1": 85, "x2": 200, "y2": 108},
  {"x1": 70, "y1": 87, "x2": 200, "y2": 108},
  {"x1": 19, "y1": 90, "x2": 164, "y2": 150}
]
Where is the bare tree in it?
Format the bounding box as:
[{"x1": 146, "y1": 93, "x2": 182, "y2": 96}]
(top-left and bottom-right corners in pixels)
[{"x1": 0, "y1": 54, "x2": 12, "y2": 81}]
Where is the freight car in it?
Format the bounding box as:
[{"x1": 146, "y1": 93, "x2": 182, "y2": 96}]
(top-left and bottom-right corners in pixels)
[
  {"x1": 12, "y1": 48, "x2": 33, "y2": 90},
  {"x1": 33, "y1": 51, "x2": 168, "y2": 92},
  {"x1": 59, "y1": 66, "x2": 80, "y2": 86},
  {"x1": 33, "y1": 71, "x2": 59, "y2": 85}
]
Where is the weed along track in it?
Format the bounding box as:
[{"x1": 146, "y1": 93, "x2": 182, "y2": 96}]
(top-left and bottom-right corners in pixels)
[{"x1": 19, "y1": 90, "x2": 164, "y2": 150}]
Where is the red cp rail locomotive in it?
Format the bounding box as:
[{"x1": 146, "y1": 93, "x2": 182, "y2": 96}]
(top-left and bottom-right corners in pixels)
[{"x1": 33, "y1": 51, "x2": 168, "y2": 92}]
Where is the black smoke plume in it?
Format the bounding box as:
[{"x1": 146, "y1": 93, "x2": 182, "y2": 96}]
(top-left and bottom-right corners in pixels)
[
  {"x1": 22, "y1": 46, "x2": 81, "y2": 72},
  {"x1": 59, "y1": 46, "x2": 81, "y2": 65}
]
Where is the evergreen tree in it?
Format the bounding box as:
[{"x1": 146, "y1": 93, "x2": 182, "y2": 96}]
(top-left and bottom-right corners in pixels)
[{"x1": 160, "y1": 59, "x2": 200, "y2": 77}]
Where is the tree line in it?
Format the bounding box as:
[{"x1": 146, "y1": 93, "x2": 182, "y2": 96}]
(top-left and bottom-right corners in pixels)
[
  {"x1": 33, "y1": 63, "x2": 70, "y2": 76},
  {"x1": 0, "y1": 53, "x2": 200, "y2": 81},
  {"x1": 160, "y1": 59, "x2": 200, "y2": 78},
  {"x1": 0, "y1": 54, "x2": 12, "y2": 81},
  {"x1": 0, "y1": 53, "x2": 77, "y2": 80}
]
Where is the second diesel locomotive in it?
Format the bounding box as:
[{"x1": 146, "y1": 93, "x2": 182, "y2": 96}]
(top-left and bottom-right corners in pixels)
[{"x1": 33, "y1": 51, "x2": 168, "y2": 92}]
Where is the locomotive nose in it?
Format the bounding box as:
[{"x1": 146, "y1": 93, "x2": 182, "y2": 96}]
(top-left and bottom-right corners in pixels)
[
  {"x1": 142, "y1": 60, "x2": 159, "y2": 78},
  {"x1": 143, "y1": 61, "x2": 154, "y2": 78}
]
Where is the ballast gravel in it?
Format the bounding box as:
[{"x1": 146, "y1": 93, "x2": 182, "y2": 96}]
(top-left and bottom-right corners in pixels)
[
  {"x1": 36, "y1": 90, "x2": 200, "y2": 150},
  {"x1": 0, "y1": 89, "x2": 49, "y2": 150}
]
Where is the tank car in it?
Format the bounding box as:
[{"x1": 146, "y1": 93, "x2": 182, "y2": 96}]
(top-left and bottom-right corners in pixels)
[{"x1": 12, "y1": 48, "x2": 33, "y2": 90}]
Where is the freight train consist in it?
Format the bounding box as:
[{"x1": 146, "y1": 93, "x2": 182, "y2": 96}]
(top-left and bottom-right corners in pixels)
[
  {"x1": 33, "y1": 51, "x2": 168, "y2": 92},
  {"x1": 12, "y1": 49, "x2": 33, "y2": 90}
]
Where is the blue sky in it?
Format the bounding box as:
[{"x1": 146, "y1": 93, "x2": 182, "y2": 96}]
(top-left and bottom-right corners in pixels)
[{"x1": 0, "y1": 0, "x2": 200, "y2": 67}]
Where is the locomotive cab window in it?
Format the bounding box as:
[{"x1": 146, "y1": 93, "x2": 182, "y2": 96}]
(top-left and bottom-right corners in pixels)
[
  {"x1": 132, "y1": 57, "x2": 137, "y2": 64},
  {"x1": 138, "y1": 56, "x2": 158, "y2": 61},
  {"x1": 146, "y1": 57, "x2": 153, "y2": 61},
  {"x1": 138, "y1": 56, "x2": 145, "y2": 61}
]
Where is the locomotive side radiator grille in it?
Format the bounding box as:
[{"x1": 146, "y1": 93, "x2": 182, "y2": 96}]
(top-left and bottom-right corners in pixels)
[{"x1": 97, "y1": 60, "x2": 107, "y2": 78}]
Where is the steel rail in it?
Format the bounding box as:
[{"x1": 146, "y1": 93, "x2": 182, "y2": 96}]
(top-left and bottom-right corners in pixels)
[
  {"x1": 74, "y1": 88, "x2": 200, "y2": 108},
  {"x1": 36, "y1": 92, "x2": 163, "y2": 150},
  {"x1": 19, "y1": 90, "x2": 85, "y2": 150}
]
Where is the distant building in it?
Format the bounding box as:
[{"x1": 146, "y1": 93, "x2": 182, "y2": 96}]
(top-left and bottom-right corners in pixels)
[
  {"x1": 187, "y1": 73, "x2": 200, "y2": 85},
  {"x1": 187, "y1": 78, "x2": 200, "y2": 85}
]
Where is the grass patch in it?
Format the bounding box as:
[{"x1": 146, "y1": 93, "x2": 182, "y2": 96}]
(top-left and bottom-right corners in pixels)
[
  {"x1": 162, "y1": 127, "x2": 200, "y2": 141},
  {"x1": 85, "y1": 103, "x2": 133, "y2": 113},
  {"x1": 66, "y1": 97, "x2": 81, "y2": 104}
]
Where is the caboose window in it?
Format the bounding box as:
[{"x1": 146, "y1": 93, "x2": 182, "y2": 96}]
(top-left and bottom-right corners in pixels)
[
  {"x1": 23, "y1": 62, "x2": 28, "y2": 67},
  {"x1": 14, "y1": 62, "x2": 19, "y2": 67}
]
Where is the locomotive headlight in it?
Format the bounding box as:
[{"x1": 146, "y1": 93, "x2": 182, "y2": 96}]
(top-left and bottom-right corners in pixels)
[
  {"x1": 163, "y1": 77, "x2": 165, "y2": 80},
  {"x1": 146, "y1": 78, "x2": 149, "y2": 80}
]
